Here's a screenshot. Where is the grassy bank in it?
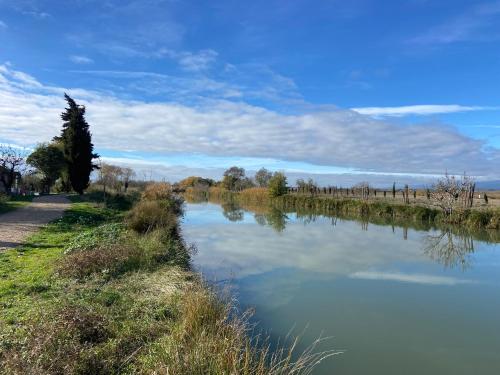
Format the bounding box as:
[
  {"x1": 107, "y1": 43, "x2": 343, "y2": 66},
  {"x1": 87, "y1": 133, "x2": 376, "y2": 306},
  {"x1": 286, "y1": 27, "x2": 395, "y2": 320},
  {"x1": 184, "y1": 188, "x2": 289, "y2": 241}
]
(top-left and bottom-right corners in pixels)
[
  {"x1": 0, "y1": 188, "x2": 330, "y2": 374},
  {"x1": 0, "y1": 195, "x2": 34, "y2": 214},
  {"x1": 273, "y1": 194, "x2": 500, "y2": 231}
]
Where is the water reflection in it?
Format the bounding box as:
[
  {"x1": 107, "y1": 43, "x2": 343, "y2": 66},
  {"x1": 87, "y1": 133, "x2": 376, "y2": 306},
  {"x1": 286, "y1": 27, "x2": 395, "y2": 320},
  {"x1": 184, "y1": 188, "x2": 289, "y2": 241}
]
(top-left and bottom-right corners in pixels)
[
  {"x1": 254, "y1": 208, "x2": 288, "y2": 233},
  {"x1": 183, "y1": 202, "x2": 500, "y2": 375},
  {"x1": 424, "y1": 230, "x2": 475, "y2": 270},
  {"x1": 213, "y1": 201, "x2": 495, "y2": 271},
  {"x1": 221, "y1": 202, "x2": 245, "y2": 222}
]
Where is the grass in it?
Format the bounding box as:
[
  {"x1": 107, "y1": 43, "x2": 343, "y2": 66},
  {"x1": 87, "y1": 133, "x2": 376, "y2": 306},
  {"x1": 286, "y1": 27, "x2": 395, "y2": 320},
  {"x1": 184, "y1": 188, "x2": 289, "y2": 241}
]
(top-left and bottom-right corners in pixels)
[
  {"x1": 0, "y1": 190, "x2": 332, "y2": 374},
  {"x1": 273, "y1": 194, "x2": 500, "y2": 230},
  {"x1": 0, "y1": 194, "x2": 34, "y2": 214}
]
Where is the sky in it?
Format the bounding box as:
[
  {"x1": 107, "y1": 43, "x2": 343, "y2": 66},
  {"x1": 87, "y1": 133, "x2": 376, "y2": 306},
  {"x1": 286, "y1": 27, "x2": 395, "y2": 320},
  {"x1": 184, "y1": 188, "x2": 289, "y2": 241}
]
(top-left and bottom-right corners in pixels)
[{"x1": 0, "y1": 0, "x2": 499, "y2": 186}]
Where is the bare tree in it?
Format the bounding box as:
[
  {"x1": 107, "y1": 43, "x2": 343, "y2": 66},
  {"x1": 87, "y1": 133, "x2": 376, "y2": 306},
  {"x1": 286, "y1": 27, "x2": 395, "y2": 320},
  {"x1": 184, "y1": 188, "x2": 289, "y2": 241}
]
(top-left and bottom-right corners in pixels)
[
  {"x1": 0, "y1": 145, "x2": 27, "y2": 194},
  {"x1": 353, "y1": 182, "x2": 371, "y2": 200},
  {"x1": 122, "y1": 167, "x2": 135, "y2": 193},
  {"x1": 431, "y1": 172, "x2": 475, "y2": 216},
  {"x1": 99, "y1": 163, "x2": 125, "y2": 196}
]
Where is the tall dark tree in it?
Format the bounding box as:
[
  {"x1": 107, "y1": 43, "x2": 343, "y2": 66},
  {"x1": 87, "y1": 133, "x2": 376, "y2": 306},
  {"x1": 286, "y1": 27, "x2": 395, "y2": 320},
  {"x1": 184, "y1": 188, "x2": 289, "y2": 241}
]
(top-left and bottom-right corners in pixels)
[{"x1": 55, "y1": 94, "x2": 98, "y2": 194}]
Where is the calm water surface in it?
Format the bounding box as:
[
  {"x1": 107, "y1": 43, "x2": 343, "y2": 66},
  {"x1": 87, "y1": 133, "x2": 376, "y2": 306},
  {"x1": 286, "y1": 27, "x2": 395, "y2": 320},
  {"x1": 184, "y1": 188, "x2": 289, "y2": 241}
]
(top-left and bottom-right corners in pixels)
[{"x1": 182, "y1": 202, "x2": 500, "y2": 375}]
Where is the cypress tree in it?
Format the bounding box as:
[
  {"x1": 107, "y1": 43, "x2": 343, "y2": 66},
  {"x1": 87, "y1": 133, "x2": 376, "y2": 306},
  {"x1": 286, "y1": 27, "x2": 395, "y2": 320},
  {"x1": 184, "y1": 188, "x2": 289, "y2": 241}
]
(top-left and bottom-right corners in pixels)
[{"x1": 55, "y1": 94, "x2": 98, "y2": 194}]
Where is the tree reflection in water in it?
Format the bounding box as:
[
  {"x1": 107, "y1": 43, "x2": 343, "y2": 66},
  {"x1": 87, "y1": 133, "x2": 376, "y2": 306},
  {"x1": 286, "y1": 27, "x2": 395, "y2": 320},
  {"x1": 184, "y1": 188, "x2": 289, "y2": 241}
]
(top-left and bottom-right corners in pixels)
[
  {"x1": 424, "y1": 230, "x2": 475, "y2": 270},
  {"x1": 253, "y1": 208, "x2": 288, "y2": 233},
  {"x1": 221, "y1": 202, "x2": 245, "y2": 222},
  {"x1": 222, "y1": 202, "x2": 479, "y2": 269}
]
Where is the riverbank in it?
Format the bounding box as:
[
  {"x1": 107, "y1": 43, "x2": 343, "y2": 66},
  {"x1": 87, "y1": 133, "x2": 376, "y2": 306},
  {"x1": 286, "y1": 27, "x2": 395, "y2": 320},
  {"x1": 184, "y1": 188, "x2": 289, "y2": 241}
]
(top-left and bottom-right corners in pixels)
[
  {"x1": 0, "y1": 188, "x2": 329, "y2": 374},
  {"x1": 185, "y1": 187, "x2": 500, "y2": 233}
]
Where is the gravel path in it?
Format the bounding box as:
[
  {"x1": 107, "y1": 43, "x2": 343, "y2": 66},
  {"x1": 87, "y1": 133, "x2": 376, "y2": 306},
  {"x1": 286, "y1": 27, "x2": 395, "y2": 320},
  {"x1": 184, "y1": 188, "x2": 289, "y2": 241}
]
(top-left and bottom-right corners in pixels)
[{"x1": 0, "y1": 195, "x2": 70, "y2": 251}]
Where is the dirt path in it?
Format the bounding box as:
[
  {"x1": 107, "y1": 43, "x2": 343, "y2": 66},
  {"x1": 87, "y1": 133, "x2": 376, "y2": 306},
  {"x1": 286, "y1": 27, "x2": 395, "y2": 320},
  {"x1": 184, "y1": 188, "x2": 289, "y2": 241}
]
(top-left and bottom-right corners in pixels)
[{"x1": 0, "y1": 195, "x2": 70, "y2": 251}]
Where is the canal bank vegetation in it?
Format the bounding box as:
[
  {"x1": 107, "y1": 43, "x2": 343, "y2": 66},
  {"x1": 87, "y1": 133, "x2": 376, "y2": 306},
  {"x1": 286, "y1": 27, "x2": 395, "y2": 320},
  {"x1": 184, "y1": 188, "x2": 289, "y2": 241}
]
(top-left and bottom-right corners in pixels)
[
  {"x1": 0, "y1": 183, "x2": 334, "y2": 374},
  {"x1": 181, "y1": 168, "x2": 500, "y2": 231}
]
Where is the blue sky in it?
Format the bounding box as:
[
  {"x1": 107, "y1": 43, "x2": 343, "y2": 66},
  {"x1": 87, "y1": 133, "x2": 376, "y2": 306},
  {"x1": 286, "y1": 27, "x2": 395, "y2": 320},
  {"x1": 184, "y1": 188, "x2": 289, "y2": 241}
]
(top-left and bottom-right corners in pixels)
[{"x1": 0, "y1": 0, "x2": 499, "y2": 184}]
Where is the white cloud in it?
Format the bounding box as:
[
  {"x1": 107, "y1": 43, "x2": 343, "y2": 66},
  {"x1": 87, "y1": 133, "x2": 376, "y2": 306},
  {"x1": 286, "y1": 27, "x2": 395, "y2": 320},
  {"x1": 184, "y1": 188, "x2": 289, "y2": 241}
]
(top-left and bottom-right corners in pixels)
[
  {"x1": 350, "y1": 271, "x2": 477, "y2": 286},
  {"x1": 0, "y1": 64, "x2": 499, "y2": 179},
  {"x1": 352, "y1": 104, "x2": 490, "y2": 117},
  {"x1": 158, "y1": 48, "x2": 218, "y2": 71},
  {"x1": 69, "y1": 55, "x2": 94, "y2": 65},
  {"x1": 0, "y1": 20, "x2": 7, "y2": 29}
]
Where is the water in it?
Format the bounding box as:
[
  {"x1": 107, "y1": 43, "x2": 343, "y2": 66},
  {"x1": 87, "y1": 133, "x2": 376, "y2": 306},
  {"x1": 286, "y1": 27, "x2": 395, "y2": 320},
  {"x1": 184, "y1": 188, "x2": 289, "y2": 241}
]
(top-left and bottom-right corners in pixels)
[{"x1": 182, "y1": 202, "x2": 500, "y2": 375}]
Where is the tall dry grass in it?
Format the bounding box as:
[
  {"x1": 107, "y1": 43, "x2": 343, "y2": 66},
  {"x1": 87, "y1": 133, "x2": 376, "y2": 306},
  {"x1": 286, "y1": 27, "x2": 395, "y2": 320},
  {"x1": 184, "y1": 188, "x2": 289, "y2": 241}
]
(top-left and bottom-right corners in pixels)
[
  {"x1": 135, "y1": 283, "x2": 341, "y2": 374},
  {"x1": 238, "y1": 187, "x2": 270, "y2": 205}
]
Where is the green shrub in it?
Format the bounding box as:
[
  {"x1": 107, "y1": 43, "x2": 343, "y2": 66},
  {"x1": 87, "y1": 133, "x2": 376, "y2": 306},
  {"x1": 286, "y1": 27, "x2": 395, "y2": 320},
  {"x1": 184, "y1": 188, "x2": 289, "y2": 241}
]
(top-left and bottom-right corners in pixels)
[
  {"x1": 268, "y1": 172, "x2": 288, "y2": 198},
  {"x1": 64, "y1": 223, "x2": 125, "y2": 254}
]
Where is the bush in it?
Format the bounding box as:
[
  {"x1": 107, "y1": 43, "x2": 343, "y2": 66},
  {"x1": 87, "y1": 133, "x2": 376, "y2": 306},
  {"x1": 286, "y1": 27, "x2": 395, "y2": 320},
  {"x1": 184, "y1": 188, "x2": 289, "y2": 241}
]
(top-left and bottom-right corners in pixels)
[
  {"x1": 126, "y1": 200, "x2": 181, "y2": 234},
  {"x1": 268, "y1": 172, "x2": 288, "y2": 198},
  {"x1": 142, "y1": 182, "x2": 173, "y2": 201}
]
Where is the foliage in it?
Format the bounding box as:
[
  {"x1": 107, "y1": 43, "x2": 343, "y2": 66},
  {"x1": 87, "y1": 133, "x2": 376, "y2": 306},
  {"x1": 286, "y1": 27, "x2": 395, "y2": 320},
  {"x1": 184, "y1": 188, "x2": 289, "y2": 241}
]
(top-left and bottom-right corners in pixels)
[
  {"x1": 177, "y1": 176, "x2": 215, "y2": 190},
  {"x1": 268, "y1": 172, "x2": 288, "y2": 197},
  {"x1": 0, "y1": 145, "x2": 27, "y2": 193},
  {"x1": 222, "y1": 166, "x2": 246, "y2": 191},
  {"x1": 97, "y1": 162, "x2": 135, "y2": 193},
  {"x1": 55, "y1": 94, "x2": 98, "y2": 194},
  {"x1": 142, "y1": 182, "x2": 173, "y2": 201},
  {"x1": 296, "y1": 178, "x2": 318, "y2": 193},
  {"x1": 136, "y1": 183, "x2": 184, "y2": 226},
  {"x1": 26, "y1": 143, "x2": 66, "y2": 192},
  {"x1": 255, "y1": 167, "x2": 273, "y2": 187},
  {"x1": 126, "y1": 199, "x2": 182, "y2": 234}
]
